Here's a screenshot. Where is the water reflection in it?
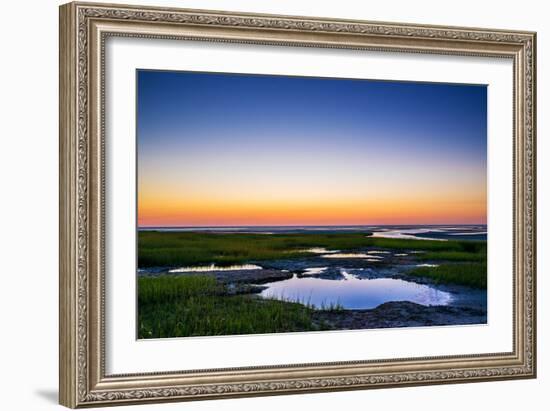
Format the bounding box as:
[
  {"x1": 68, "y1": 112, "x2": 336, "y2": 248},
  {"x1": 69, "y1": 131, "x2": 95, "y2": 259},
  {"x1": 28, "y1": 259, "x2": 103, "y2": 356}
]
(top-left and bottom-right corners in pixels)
[
  {"x1": 169, "y1": 264, "x2": 262, "y2": 273},
  {"x1": 260, "y1": 270, "x2": 452, "y2": 309},
  {"x1": 322, "y1": 253, "x2": 375, "y2": 259}
]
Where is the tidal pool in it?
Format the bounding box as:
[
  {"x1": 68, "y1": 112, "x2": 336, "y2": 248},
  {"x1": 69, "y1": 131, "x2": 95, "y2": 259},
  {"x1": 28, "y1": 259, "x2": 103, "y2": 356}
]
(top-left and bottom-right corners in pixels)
[{"x1": 259, "y1": 270, "x2": 453, "y2": 309}]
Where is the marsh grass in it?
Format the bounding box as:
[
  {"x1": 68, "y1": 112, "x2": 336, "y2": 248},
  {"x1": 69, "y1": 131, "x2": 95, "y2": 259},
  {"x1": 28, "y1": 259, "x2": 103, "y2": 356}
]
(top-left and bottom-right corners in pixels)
[
  {"x1": 138, "y1": 275, "x2": 335, "y2": 338},
  {"x1": 414, "y1": 240, "x2": 486, "y2": 263},
  {"x1": 267, "y1": 292, "x2": 345, "y2": 312},
  {"x1": 408, "y1": 262, "x2": 487, "y2": 289},
  {"x1": 138, "y1": 231, "x2": 486, "y2": 267}
]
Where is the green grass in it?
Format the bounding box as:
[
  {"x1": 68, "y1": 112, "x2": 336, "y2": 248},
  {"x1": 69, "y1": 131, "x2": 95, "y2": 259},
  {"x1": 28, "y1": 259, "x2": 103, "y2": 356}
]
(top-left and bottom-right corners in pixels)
[
  {"x1": 407, "y1": 262, "x2": 487, "y2": 288},
  {"x1": 138, "y1": 231, "x2": 486, "y2": 267},
  {"x1": 415, "y1": 240, "x2": 486, "y2": 262},
  {"x1": 416, "y1": 251, "x2": 486, "y2": 262},
  {"x1": 138, "y1": 275, "x2": 335, "y2": 338}
]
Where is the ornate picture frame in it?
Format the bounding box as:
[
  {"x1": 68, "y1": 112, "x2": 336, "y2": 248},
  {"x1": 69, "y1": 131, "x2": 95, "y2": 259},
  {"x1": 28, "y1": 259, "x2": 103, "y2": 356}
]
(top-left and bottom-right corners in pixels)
[{"x1": 59, "y1": 2, "x2": 536, "y2": 408}]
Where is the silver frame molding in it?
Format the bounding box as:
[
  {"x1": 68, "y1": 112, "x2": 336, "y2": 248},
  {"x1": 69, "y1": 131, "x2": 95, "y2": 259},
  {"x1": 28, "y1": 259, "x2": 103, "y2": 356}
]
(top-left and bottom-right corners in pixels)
[{"x1": 59, "y1": 2, "x2": 537, "y2": 408}]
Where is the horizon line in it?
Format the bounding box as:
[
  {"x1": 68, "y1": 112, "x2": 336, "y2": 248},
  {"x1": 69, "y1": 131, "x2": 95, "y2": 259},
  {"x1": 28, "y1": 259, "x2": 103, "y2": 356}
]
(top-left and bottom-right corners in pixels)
[{"x1": 138, "y1": 223, "x2": 487, "y2": 228}]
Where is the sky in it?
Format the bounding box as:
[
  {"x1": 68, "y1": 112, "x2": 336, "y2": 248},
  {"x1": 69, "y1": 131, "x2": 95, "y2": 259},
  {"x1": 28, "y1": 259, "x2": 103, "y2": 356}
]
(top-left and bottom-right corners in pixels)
[{"x1": 137, "y1": 70, "x2": 487, "y2": 227}]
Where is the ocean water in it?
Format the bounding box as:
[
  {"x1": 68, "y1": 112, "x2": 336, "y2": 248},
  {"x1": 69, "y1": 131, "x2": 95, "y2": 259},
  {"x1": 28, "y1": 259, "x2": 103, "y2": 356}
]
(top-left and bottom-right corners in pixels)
[{"x1": 140, "y1": 225, "x2": 487, "y2": 241}]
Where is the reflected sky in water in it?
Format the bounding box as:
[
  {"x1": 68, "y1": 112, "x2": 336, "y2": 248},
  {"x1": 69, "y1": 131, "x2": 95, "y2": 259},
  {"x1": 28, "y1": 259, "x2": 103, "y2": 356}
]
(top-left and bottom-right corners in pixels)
[{"x1": 260, "y1": 271, "x2": 453, "y2": 310}]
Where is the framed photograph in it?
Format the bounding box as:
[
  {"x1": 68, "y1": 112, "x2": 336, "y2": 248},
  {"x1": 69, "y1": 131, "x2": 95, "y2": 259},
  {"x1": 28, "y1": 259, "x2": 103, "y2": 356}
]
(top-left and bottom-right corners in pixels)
[{"x1": 59, "y1": 2, "x2": 537, "y2": 408}]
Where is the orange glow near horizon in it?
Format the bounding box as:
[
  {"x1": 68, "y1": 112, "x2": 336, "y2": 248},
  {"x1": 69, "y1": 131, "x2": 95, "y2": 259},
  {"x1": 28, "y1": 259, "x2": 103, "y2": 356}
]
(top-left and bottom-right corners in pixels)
[
  {"x1": 136, "y1": 155, "x2": 487, "y2": 227},
  {"x1": 137, "y1": 189, "x2": 487, "y2": 227}
]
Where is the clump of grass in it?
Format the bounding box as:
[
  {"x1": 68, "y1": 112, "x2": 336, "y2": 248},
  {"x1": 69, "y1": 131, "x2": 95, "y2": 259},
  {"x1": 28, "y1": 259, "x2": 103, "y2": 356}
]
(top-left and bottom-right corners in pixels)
[
  {"x1": 138, "y1": 275, "x2": 222, "y2": 303},
  {"x1": 138, "y1": 275, "x2": 328, "y2": 338},
  {"x1": 408, "y1": 262, "x2": 487, "y2": 289},
  {"x1": 268, "y1": 293, "x2": 344, "y2": 312},
  {"x1": 318, "y1": 301, "x2": 344, "y2": 311}
]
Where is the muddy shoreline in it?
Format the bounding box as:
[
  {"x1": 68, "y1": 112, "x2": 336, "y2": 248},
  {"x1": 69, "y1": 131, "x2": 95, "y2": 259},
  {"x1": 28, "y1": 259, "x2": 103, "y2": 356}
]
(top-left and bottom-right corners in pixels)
[{"x1": 312, "y1": 301, "x2": 486, "y2": 330}]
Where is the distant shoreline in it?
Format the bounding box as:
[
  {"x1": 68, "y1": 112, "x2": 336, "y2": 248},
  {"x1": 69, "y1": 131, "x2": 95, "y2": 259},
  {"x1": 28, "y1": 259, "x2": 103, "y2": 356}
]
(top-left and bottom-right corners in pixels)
[{"x1": 137, "y1": 225, "x2": 488, "y2": 241}]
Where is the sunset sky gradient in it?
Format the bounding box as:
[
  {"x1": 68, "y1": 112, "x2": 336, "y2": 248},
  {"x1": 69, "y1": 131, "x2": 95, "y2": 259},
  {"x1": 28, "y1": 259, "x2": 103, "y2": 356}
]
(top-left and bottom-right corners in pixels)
[{"x1": 137, "y1": 70, "x2": 487, "y2": 227}]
